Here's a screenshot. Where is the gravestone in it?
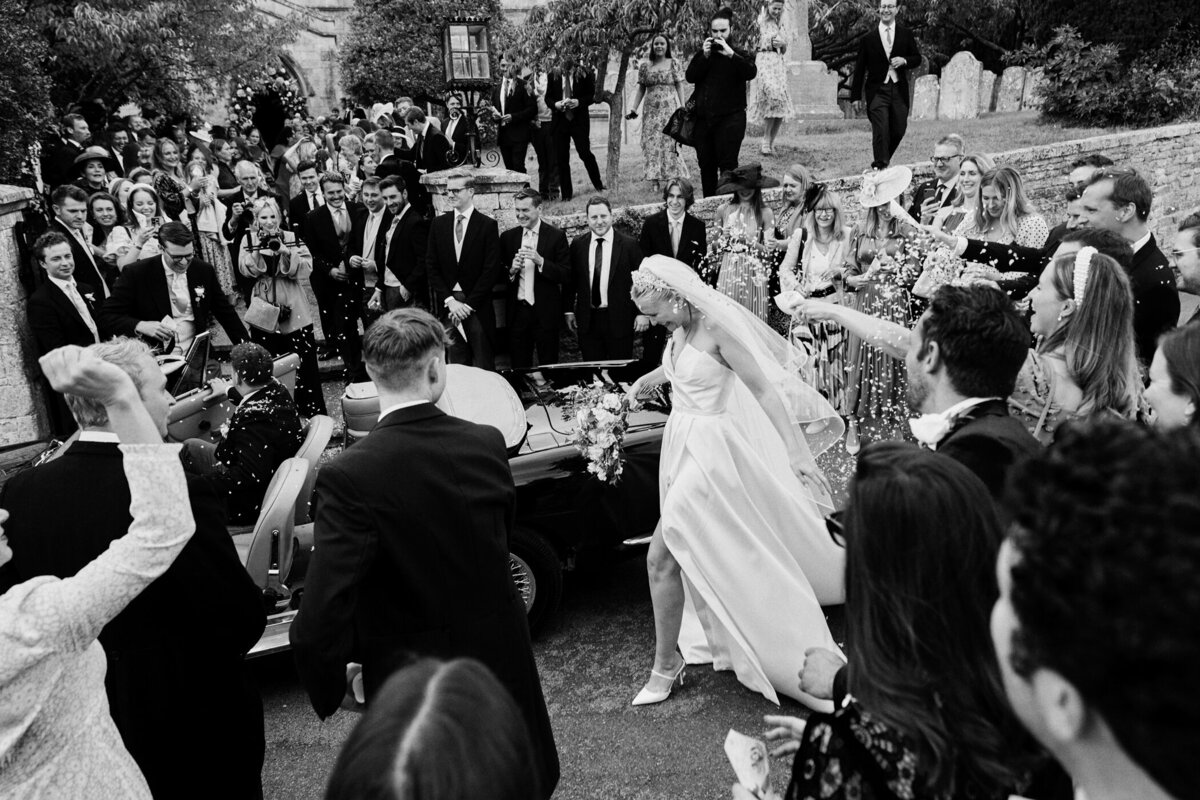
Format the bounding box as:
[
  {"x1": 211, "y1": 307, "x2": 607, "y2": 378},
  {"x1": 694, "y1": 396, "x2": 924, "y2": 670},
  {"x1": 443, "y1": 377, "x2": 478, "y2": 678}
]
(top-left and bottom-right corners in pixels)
[
  {"x1": 938, "y1": 51, "x2": 983, "y2": 120},
  {"x1": 996, "y1": 66, "x2": 1026, "y2": 113},
  {"x1": 978, "y1": 71, "x2": 998, "y2": 114},
  {"x1": 911, "y1": 75, "x2": 940, "y2": 120},
  {"x1": 1022, "y1": 67, "x2": 1045, "y2": 110},
  {"x1": 784, "y1": 0, "x2": 844, "y2": 118}
]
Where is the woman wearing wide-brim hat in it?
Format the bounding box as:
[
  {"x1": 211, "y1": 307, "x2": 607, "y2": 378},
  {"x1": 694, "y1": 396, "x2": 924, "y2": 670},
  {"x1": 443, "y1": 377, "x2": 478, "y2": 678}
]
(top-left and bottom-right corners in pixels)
[
  {"x1": 836, "y1": 165, "x2": 922, "y2": 453},
  {"x1": 711, "y1": 164, "x2": 782, "y2": 322},
  {"x1": 72, "y1": 147, "x2": 121, "y2": 196}
]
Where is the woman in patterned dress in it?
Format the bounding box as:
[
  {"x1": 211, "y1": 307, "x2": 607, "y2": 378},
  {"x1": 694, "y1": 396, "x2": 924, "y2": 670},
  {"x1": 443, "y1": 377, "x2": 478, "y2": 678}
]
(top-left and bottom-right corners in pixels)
[
  {"x1": 713, "y1": 165, "x2": 779, "y2": 322},
  {"x1": 750, "y1": 0, "x2": 795, "y2": 156},
  {"x1": 627, "y1": 34, "x2": 689, "y2": 194},
  {"x1": 955, "y1": 166, "x2": 1049, "y2": 296},
  {"x1": 184, "y1": 147, "x2": 237, "y2": 300}
]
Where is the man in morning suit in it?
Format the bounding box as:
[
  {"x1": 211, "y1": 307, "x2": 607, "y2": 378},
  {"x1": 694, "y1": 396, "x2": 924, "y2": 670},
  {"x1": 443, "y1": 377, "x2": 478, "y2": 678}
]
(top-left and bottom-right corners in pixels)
[
  {"x1": 404, "y1": 106, "x2": 453, "y2": 174},
  {"x1": 289, "y1": 309, "x2": 560, "y2": 797},
  {"x1": 347, "y1": 176, "x2": 392, "y2": 333},
  {"x1": 546, "y1": 61, "x2": 606, "y2": 201},
  {"x1": 1078, "y1": 167, "x2": 1180, "y2": 362},
  {"x1": 501, "y1": 188, "x2": 569, "y2": 368},
  {"x1": 443, "y1": 93, "x2": 475, "y2": 165},
  {"x1": 42, "y1": 113, "x2": 91, "y2": 195},
  {"x1": 99, "y1": 222, "x2": 248, "y2": 354},
  {"x1": 638, "y1": 178, "x2": 707, "y2": 363},
  {"x1": 851, "y1": 0, "x2": 922, "y2": 169},
  {"x1": 425, "y1": 169, "x2": 503, "y2": 369},
  {"x1": 685, "y1": 7, "x2": 758, "y2": 197},
  {"x1": 26, "y1": 231, "x2": 101, "y2": 434},
  {"x1": 0, "y1": 337, "x2": 267, "y2": 799},
  {"x1": 564, "y1": 196, "x2": 648, "y2": 361},
  {"x1": 306, "y1": 172, "x2": 365, "y2": 378},
  {"x1": 490, "y1": 56, "x2": 538, "y2": 173},
  {"x1": 372, "y1": 175, "x2": 429, "y2": 313},
  {"x1": 907, "y1": 133, "x2": 964, "y2": 224},
  {"x1": 288, "y1": 160, "x2": 324, "y2": 243},
  {"x1": 49, "y1": 184, "x2": 112, "y2": 298}
]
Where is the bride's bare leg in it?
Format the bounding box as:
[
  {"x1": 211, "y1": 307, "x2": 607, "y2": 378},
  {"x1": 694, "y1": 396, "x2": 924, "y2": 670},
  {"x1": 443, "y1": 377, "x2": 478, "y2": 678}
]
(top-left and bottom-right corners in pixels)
[{"x1": 645, "y1": 523, "x2": 685, "y2": 691}]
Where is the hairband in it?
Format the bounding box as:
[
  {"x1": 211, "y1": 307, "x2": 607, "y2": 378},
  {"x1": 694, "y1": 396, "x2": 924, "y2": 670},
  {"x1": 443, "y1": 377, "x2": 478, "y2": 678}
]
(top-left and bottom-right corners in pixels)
[{"x1": 1073, "y1": 246, "x2": 1096, "y2": 303}]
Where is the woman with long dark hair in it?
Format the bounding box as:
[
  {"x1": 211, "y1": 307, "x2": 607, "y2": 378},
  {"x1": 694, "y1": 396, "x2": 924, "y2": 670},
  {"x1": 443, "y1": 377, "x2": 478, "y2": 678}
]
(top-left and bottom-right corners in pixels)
[
  {"x1": 1146, "y1": 322, "x2": 1200, "y2": 428},
  {"x1": 732, "y1": 443, "x2": 1067, "y2": 800},
  {"x1": 627, "y1": 33, "x2": 689, "y2": 194}
]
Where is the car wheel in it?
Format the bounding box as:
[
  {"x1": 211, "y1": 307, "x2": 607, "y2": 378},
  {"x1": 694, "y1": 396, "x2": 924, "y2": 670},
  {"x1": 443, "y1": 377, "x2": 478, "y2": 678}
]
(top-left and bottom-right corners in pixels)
[{"x1": 509, "y1": 527, "x2": 562, "y2": 636}]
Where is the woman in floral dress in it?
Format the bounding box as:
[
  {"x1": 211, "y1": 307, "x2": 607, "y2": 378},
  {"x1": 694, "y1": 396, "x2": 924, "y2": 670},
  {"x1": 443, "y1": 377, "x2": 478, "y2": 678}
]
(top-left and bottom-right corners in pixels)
[
  {"x1": 750, "y1": 0, "x2": 795, "y2": 156},
  {"x1": 711, "y1": 165, "x2": 778, "y2": 322},
  {"x1": 628, "y1": 34, "x2": 689, "y2": 194}
]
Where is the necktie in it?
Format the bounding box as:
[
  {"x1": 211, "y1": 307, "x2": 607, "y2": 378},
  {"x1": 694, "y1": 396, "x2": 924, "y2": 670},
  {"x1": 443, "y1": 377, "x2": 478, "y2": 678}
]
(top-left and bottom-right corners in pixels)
[
  {"x1": 885, "y1": 26, "x2": 893, "y2": 52},
  {"x1": 455, "y1": 214, "x2": 466, "y2": 245},
  {"x1": 564, "y1": 74, "x2": 575, "y2": 122},
  {"x1": 312, "y1": 192, "x2": 323, "y2": 208},
  {"x1": 65, "y1": 282, "x2": 99, "y2": 341},
  {"x1": 334, "y1": 208, "x2": 349, "y2": 242},
  {"x1": 591, "y1": 237, "x2": 604, "y2": 308},
  {"x1": 670, "y1": 220, "x2": 681, "y2": 257},
  {"x1": 167, "y1": 272, "x2": 189, "y2": 317},
  {"x1": 521, "y1": 229, "x2": 537, "y2": 305}
]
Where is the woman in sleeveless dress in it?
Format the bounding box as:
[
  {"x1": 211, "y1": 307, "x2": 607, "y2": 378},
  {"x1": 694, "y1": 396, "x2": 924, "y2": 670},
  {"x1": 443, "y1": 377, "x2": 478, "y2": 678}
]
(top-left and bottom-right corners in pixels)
[
  {"x1": 627, "y1": 256, "x2": 846, "y2": 708},
  {"x1": 627, "y1": 35, "x2": 689, "y2": 194},
  {"x1": 713, "y1": 166, "x2": 778, "y2": 322}
]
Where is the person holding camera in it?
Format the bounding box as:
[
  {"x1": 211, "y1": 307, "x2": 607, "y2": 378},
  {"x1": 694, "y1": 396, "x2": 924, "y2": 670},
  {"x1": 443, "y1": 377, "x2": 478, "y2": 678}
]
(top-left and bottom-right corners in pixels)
[{"x1": 238, "y1": 197, "x2": 326, "y2": 417}]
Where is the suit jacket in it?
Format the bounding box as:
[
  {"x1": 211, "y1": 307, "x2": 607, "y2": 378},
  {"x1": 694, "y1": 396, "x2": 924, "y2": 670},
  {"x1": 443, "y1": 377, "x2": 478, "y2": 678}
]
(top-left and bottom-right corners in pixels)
[
  {"x1": 201, "y1": 380, "x2": 306, "y2": 525},
  {"x1": 546, "y1": 67, "x2": 597, "y2": 131},
  {"x1": 937, "y1": 399, "x2": 1041, "y2": 504},
  {"x1": 425, "y1": 208, "x2": 503, "y2": 322},
  {"x1": 907, "y1": 178, "x2": 961, "y2": 222},
  {"x1": 1128, "y1": 235, "x2": 1179, "y2": 361},
  {"x1": 443, "y1": 114, "x2": 476, "y2": 162},
  {"x1": 381, "y1": 205, "x2": 431, "y2": 305},
  {"x1": 49, "y1": 218, "x2": 111, "y2": 295},
  {"x1": 414, "y1": 128, "x2": 453, "y2": 173},
  {"x1": 959, "y1": 237, "x2": 1049, "y2": 275},
  {"x1": 684, "y1": 43, "x2": 758, "y2": 117},
  {"x1": 288, "y1": 190, "x2": 324, "y2": 241},
  {"x1": 564, "y1": 230, "x2": 643, "y2": 333},
  {"x1": 221, "y1": 188, "x2": 287, "y2": 258},
  {"x1": 289, "y1": 403, "x2": 560, "y2": 796},
  {"x1": 0, "y1": 441, "x2": 266, "y2": 798},
  {"x1": 491, "y1": 77, "x2": 538, "y2": 145},
  {"x1": 305, "y1": 202, "x2": 362, "y2": 283},
  {"x1": 638, "y1": 210, "x2": 707, "y2": 270},
  {"x1": 501, "y1": 222, "x2": 570, "y2": 319},
  {"x1": 42, "y1": 138, "x2": 86, "y2": 193},
  {"x1": 98, "y1": 255, "x2": 249, "y2": 345},
  {"x1": 348, "y1": 206, "x2": 394, "y2": 289},
  {"x1": 851, "y1": 22, "x2": 922, "y2": 102},
  {"x1": 27, "y1": 279, "x2": 100, "y2": 355}
]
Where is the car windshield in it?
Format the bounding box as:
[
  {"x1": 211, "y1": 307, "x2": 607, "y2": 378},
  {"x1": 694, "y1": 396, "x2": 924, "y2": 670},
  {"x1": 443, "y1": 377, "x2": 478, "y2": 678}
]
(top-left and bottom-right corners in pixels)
[{"x1": 169, "y1": 333, "x2": 211, "y2": 397}]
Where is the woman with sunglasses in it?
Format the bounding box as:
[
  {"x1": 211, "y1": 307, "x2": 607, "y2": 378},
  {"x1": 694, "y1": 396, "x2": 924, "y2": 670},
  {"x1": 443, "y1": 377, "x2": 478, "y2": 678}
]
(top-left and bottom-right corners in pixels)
[{"x1": 731, "y1": 443, "x2": 1069, "y2": 800}]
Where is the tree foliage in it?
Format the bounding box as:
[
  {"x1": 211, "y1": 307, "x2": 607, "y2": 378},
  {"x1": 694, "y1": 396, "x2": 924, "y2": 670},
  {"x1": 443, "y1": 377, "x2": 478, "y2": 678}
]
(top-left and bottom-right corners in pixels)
[
  {"x1": 0, "y1": 0, "x2": 53, "y2": 186},
  {"x1": 339, "y1": 0, "x2": 514, "y2": 106}
]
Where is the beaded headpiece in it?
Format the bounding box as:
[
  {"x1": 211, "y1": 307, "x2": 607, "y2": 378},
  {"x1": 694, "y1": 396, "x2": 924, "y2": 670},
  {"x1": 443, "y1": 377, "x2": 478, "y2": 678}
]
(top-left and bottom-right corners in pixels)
[{"x1": 1073, "y1": 246, "x2": 1096, "y2": 303}]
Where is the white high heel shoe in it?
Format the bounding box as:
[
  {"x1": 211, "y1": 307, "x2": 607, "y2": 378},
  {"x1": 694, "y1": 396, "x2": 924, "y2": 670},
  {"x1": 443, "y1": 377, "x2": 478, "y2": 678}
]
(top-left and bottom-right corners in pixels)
[{"x1": 631, "y1": 659, "x2": 687, "y2": 706}]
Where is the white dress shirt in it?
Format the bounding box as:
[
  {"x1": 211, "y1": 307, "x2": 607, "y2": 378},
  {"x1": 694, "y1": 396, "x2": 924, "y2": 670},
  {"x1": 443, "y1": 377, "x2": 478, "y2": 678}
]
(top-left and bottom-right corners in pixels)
[
  {"x1": 379, "y1": 398, "x2": 430, "y2": 421},
  {"x1": 445, "y1": 116, "x2": 459, "y2": 142},
  {"x1": 307, "y1": 191, "x2": 324, "y2": 210},
  {"x1": 1131, "y1": 231, "x2": 1152, "y2": 255},
  {"x1": 47, "y1": 276, "x2": 99, "y2": 341},
  {"x1": 589, "y1": 231, "x2": 614, "y2": 308},
  {"x1": 909, "y1": 396, "x2": 999, "y2": 450}
]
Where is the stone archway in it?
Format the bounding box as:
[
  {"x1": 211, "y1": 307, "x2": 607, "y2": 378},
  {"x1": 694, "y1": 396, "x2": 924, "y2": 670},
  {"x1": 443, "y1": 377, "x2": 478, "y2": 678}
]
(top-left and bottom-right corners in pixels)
[{"x1": 277, "y1": 51, "x2": 313, "y2": 100}]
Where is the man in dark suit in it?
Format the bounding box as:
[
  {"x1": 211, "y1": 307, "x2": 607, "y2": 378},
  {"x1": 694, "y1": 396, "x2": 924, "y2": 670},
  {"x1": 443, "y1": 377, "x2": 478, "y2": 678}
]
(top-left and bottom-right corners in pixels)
[
  {"x1": 288, "y1": 159, "x2": 324, "y2": 242},
  {"x1": 290, "y1": 309, "x2": 559, "y2": 797},
  {"x1": 564, "y1": 196, "x2": 647, "y2": 360},
  {"x1": 182, "y1": 342, "x2": 305, "y2": 525},
  {"x1": 685, "y1": 8, "x2": 759, "y2": 197},
  {"x1": 1078, "y1": 167, "x2": 1180, "y2": 362},
  {"x1": 501, "y1": 188, "x2": 569, "y2": 368},
  {"x1": 851, "y1": 0, "x2": 922, "y2": 169},
  {"x1": 107, "y1": 127, "x2": 132, "y2": 176},
  {"x1": 0, "y1": 337, "x2": 267, "y2": 799},
  {"x1": 347, "y1": 176, "x2": 392, "y2": 335},
  {"x1": 306, "y1": 172, "x2": 364, "y2": 378},
  {"x1": 99, "y1": 222, "x2": 248, "y2": 353},
  {"x1": 638, "y1": 178, "x2": 707, "y2": 364},
  {"x1": 221, "y1": 160, "x2": 286, "y2": 303},
  {"x1": 26, "y1": 231, "x2": 101, "y2": 435},
  {"x1": 443, "y1": 93, "x2": 475, "y2": 165},
  {"x1": 546, "y1": 62, "x2": 605, "y2": 201},
  {"x1": 49, "y1": 184, "x2": 112, "y2": 297},
  {"x1": 490, "y1": 58, "x2": 538, "y2": 173},
  {"x1": 425, "y1": 169, "x2": 503, "y2": 369},
  {"x1": 404, "y1": 107, "x2": 452, "y2": 174},
  {"x1": 372, "y1": 175, "x2": 430, "y2": 312},
  {"x1": 907, "y1": 133, "x2": 964, "y2": 223},
  {"x1": 41, "y1": 112, "x2": 91, "y2": 194}
]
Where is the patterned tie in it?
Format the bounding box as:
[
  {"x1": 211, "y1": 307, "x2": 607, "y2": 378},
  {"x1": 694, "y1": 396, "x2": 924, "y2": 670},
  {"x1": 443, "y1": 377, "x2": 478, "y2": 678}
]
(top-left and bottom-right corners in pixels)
[
  {"x1": 591, "y1": 236, "x2": 604, "y2": 308},
  {"x1": 455, "y1": 214, "x2": 466, "y2": 245}
]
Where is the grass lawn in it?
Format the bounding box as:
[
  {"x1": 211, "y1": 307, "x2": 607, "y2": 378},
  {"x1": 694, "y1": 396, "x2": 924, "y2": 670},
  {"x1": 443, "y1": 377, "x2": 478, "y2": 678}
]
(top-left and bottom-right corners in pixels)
[{"x1": 539, "y1": 111, "x2": 1115, "y2": 216}]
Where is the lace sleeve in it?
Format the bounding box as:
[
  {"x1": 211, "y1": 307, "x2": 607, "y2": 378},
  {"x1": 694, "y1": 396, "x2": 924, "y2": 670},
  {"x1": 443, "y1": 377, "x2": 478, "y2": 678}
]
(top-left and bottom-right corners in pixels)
[{"x1": 0, "y1": 444, "x2": 195, "y2": 655}]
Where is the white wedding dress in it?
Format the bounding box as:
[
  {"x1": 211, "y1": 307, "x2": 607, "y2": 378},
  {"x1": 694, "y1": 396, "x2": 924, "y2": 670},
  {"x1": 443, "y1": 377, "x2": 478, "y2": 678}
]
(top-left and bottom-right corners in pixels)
[{"x1": 660, "y1": 330, "x2": 846, "y2": 705}]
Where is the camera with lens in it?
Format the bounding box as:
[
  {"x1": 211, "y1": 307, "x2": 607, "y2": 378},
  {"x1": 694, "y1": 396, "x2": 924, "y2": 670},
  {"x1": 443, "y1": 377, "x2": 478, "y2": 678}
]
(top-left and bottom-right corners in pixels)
[{"x1": 252, "y1": 233, "x2": 284, "y2": 253}]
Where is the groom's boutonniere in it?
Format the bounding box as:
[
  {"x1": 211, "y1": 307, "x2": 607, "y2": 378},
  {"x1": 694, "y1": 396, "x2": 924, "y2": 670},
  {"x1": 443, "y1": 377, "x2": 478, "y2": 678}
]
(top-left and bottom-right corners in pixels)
[
  {"x1": 82, "y1": 292, "x2": 96, "y2": 304},
  {"x1": 193, "y1": 286, "x2": 206, "y2": 301}
]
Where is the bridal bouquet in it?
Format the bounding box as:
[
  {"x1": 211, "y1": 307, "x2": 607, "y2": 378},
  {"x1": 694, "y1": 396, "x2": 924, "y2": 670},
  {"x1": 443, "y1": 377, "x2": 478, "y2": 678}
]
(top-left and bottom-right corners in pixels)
[{"x1": 558, "y1": 380, "x2": 635, "y2": 484}]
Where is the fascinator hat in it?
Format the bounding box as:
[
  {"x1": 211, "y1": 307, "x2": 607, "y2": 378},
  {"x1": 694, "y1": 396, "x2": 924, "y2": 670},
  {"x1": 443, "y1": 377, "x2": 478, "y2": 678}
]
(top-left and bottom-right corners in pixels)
[
  {"x1": 716, "y1": 164, "x2": 781, "y2": 195},
  {"x1": 859, "y1": 166, "x2": 912, "y2": 208},
  {"x1": 633, "y1": 256, "x2": 845, "y2": 478}
]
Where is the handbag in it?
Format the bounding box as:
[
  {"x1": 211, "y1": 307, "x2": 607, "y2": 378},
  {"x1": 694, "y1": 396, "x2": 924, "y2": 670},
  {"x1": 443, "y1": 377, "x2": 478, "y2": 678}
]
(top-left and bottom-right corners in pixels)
[
  {"x1": 244, "y1": 278, "x2": 283, "y2": 332},
  {"x1": 663, "y1": 96, "x2": 697, "y2": 147}
]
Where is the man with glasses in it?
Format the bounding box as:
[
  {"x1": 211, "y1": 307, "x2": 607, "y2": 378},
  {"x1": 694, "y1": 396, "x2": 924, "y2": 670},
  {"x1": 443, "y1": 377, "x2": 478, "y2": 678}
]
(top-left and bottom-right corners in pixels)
[
  {"x1": 685, "y1": 7, "x2": 758, "y2": 197},
  {"x1": 851, "y1": 0, "x2": 922, "y2": 170},
  {"x1": 1171, "y1": 212, "x2": 1200, "y2": 325},
  {"x1": 907, "y1": 133, "x2": 963, "y2": 223},
  {"x1": 1078, "y1": 167, "x2": 1179, "y2": 360},
  {"x1": 100, "y1": 221, "x2": 248, "y2": 354}
]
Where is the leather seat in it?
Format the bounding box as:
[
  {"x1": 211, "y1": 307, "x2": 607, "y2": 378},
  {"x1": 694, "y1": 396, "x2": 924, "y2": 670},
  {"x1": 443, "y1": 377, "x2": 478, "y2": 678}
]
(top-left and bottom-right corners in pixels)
[{"x1": 233, "y1": 457, "x2": 307, "y2": 594}]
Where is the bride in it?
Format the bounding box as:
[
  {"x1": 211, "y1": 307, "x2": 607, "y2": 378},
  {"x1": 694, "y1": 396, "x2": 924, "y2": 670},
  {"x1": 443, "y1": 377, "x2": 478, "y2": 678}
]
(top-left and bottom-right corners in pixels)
[{"x1": 628, "y1": 255, "x2": 847, "y2": 708}]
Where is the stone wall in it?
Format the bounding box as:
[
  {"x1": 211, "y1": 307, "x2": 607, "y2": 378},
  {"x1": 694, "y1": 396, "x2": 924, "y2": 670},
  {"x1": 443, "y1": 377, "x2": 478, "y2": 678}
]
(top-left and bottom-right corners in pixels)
[
  {"x1": 0, "y1": 187, "x2": 49, "y2": 446},
  {"x1": 544, "y1": 122, "x2": 1200, "y2": 247}
]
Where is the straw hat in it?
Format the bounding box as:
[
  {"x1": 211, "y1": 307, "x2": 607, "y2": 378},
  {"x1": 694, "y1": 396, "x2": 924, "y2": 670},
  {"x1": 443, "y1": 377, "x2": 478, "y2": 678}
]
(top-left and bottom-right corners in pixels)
[
  {"x1": 858, "y1": 166, "x2": 912, "y2": 208},
  {"x1": 716, "y1": 164, "x2": 781, "y2": 195},
  {"x1": 72, "y1": 146, "x2": 120, "y2": 177}
]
